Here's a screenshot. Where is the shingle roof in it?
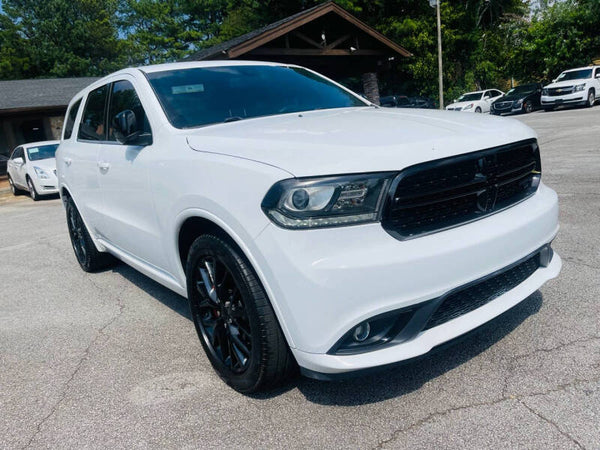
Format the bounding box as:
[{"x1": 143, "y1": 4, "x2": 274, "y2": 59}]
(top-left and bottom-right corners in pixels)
[
  {"x1": 0, "y1": 77, "x2": 99, "y2": 112},
  {"x1": 187, "y1": 2, "x2": 328, "y2": 61}
]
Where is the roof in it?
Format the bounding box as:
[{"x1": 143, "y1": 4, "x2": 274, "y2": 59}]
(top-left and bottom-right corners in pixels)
[
  {"x1": 138, "y1": 60, "x2": 287, "y2": 74},
  {"x1": 187, "y1": 1, "x2": 412, "y2": 61},
  {"x1": 0, "y1": 77, "x2": 99, "y2": 113}
]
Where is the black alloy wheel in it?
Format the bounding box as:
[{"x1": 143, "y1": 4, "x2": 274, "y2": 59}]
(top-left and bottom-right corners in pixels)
[
  {"x1": 186, "y1": 235, "x2": 295, "y2": 393},
  {"x1": 65, "y1": 197, "x2": 115, "y2": 272},
  {"x1": 27, "y1": 177, "x2": 39, "y2": 201}
]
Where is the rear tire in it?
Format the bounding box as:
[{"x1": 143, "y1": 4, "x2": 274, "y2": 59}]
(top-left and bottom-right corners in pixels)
[
  {"x1": 8, "y1": 175, "x2": 23, "y2": 196},
  {"x1": 186, "y1": 234, "x2": 296, "y2": 393},
  {"x1": 65, "y1": 197, "x2": 115, "y2": 272},
  {"x1": 26, "y1": 177, "x2": 40, "y2": 201}
]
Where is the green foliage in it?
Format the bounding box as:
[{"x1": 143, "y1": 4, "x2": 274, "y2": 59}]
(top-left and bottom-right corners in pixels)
[{"x1": 0, "y1": 0, "x2": 598, "y2": 110}]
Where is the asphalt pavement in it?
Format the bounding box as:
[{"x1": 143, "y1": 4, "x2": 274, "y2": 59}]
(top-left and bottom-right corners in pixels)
[{"x1": 1, "y1": 106, "x2": 599, "y2": 449}]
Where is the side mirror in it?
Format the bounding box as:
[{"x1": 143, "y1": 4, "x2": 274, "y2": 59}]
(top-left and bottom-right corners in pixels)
[
  {"x1": 14, "y1": 157, "x2": 24, "y2": 165},
  {"x1": 552, "y1": 79, "x2": 557, "y2": 83},
  {"x1": 596, "y1": 73, "x2": 600, "y2": 79},
  {"x1": 112, "y1": 110, "x2": 152, "y2": 146}
]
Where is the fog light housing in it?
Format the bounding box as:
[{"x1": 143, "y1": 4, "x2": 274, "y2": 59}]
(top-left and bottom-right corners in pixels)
[{"x1": 330, "y1": 308, "x2": 417, "y2": 355}]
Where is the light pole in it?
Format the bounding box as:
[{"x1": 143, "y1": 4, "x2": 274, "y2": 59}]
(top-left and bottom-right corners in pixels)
[{"x1": 430, "y1": 0, "x2": 444, "y2": 109}]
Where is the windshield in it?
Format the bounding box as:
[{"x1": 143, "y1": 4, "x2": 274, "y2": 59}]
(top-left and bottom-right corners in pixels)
[
  {"x1": 457, "y1": 93, "x2": 483, "y2": 102},
  {"x1": 556, "y1": 69, "x2": 592, "y2": 81},
  {"x1": 506, "y1": 85, "x2": 538, "y2": 96},
  {"x1": 26, "y1": 144, "x2": 58, "y2": 161},
  {"x1": 146, "y1": 65, "x2": 369, "y2": 129}
]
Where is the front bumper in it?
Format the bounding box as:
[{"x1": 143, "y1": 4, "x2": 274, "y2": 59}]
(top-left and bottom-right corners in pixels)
[
  {"x1": 541, "y1": 92, "x2": 585, "y2": 106},
  {"x1": 253, "y1": 183, "x2": 560, "y2": 374},
  {"x1": 491, "y1": 102, "x2": 523, "y2": 115},
  {"x1": 31, "y1": 174, "x2": 58, "y2": 195}
]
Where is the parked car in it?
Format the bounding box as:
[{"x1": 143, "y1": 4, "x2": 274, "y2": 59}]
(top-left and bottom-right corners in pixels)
[
  {"x1": 541, "y1": 66, "x2": 600, "y2": 110},
  {"x1": 6, "y1": 141, "x2": 59, "y2": 200},
  {"x1": 0, "y1": 154, "x2": 8, "y2": 176},
  {"x1": 380, "y1": 95, "x2": 410, "y2": 107},
  {"x1": 58, "y1": 61, "x2": 561, "y2": 393},
  {"x1": 491, "y1": 83, "x2": 543, "y2": 115},
  {"x1": 445, "y1": 89, "x2": 504, "y2": 113},
  {"x1": 380, "y1": 95, "x2": 436, "y2": 109}
]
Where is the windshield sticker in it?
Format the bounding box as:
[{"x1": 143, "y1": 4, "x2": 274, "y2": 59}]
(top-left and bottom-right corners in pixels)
[
  {"x1": 172, "y1": 84, "x2": 205, "y2": 94},
  {"x1": 29, "y1": 148, "x2": 39, "y2": 154}
]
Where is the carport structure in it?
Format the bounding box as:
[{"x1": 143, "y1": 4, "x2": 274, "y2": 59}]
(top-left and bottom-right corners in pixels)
[{"x1": 186, "y1": 1, "x2": 412, "y2": 105}]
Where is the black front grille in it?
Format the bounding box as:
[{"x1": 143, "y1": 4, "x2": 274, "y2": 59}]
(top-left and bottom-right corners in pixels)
[
  {"x1": 494, "y1": 101, "x2": 513, "y2": 110},
  {"x1": 548, "y1": 86, "x2": 573, "y2": 96},
  {"x1": 381, "y1": 139, "x2": 541, "y2": 239},
  {"x1": 423, "y1": 252, "x2": 541, "y2": 330}
]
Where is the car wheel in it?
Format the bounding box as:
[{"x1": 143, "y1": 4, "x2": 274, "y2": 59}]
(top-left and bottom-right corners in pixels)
[
  {"x1": 8, "y1": 175, "x2": 23, "y2": 196},
  {"x1": 475, "y1": 107, "x2": 482, "y2": 113},
  {"x1": 26, "y1": 177, "x2": 39, "y2": 201},
  {"x1": 524, "y1": 101, "x2": 534, "y2": 113},
  {"x1": 587, "y1": 90, "x2": 595, "y2": 107},
  {"x1": 65, "y1": 197, "x2": 115, "y2": 272},
  {"x1": 186, "y1": 234, "x2": 296, "y2": 393}
]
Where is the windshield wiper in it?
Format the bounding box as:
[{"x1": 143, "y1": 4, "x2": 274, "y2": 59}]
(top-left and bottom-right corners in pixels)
[{"x1": 224, "y1": 116, "x2": 244, "y2": 123}]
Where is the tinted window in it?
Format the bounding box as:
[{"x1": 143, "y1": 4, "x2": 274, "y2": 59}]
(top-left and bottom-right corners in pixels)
[
  {"x1": 11, "y1": 147, "x2": 24, "y2": 160},
  {"x1": 458, "y1": 93, "x2": 483, "y2": 102},
  {"x1": 26, "y1": 144, "x2": 59, "y2": 161},
  {"x1": 107, "y1": 80, "x2": 150, "y2": 142},
  {"x1": 484, "y1": 91, "x2": 492, "y2": 98},
  {"x1": 79, "y1": 85, "x2": 108, "y2": 141},
  {"x1": 64, "y1": 99, "x2": 82, "y2": 140},
  {"x1": 146, "y1": 65, "x2": 368, "y2": 129},
  {"x1": 556, "y1": 69, "x2": 592, "y2": 81}
]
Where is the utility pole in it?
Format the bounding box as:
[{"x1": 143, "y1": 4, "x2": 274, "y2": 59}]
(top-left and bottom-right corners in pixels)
[{"x1": 435, "y1": 0, "x2": 444, "y2": 109}]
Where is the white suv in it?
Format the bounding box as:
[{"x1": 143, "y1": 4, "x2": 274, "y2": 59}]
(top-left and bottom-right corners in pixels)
[
  {"x1": 541, "y1": 66, "x2": 600, "y2": 110},
  {"x1": 58, "y1": 61, "x2": 561, "y2": 393}
]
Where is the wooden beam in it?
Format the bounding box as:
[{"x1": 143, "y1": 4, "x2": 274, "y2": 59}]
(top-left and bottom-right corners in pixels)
[
  {"x1": 293, "y1": 31, "x2": 323, "y2": 49},
  {"x1": 324, "y1": 33, "x2": 351, "y2": 50},
  {"x1": 247, "y1": 48, "x2": 387, "y2": 56}
]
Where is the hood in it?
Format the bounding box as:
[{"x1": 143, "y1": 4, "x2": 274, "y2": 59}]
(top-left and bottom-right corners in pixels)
[
  {"x1": 495, "y1": 93, "x2": 534, "y2": 103},
  {"x1": 30, "y1": 158, "x2": 56, "y2": 172},
  {"x1": 446, "y1": 100, "x2": 479, "y2": 109},
  {"x1": 545, "y1": 79, "x2": 588, "y2": 89},
  {"x1": 186, "y1": 107, "x2": 536, "y2": 177}
]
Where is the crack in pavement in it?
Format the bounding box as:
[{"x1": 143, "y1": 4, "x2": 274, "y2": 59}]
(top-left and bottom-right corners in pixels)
[
  {"x1": 373, "y1": 335, "x2": 600, "y2": 449},
  {"x1": 21, "y1": 283, "x2": 127, "y2": 449},
  {"x1": 519, "y1": 400, "x2": 585, "y2": 449}
]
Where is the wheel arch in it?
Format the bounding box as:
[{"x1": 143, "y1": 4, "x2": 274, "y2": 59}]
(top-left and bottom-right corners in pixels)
[{"x1": 175, "y1": 211, "x2": 296, "y2": 349}]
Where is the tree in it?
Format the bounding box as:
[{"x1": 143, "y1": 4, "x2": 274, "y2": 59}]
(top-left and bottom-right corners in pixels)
[{"x1": 1, "y1": 0, "x2": 122, "y2": 78}]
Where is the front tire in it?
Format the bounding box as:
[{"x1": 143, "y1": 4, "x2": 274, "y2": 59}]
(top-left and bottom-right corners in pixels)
[
  {"x1": 475, "y1": 107, "x2": 482, "y2": 113},
  {"x1": 26, "y1": 177, "x2": 40, "y2": 201},
  {"x1": 186, "y1": 235, "x2": 295, "y2": 393},
  {"x1": 65, "y1": 197, "x2": 115, "y2": 272},
  {"x1": 523, "y1": 101, "x2": 534, "y2": 113},
  {"x1": 587, "y1": 89, "x2": 595, "y2": 107}
]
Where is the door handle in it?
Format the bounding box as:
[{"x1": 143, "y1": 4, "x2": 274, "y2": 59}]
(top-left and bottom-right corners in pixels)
[
  {"x1": 98, "y1": 161, "x2": 110, "y2": 173},
  {"x1": 64, "y1": 157, "x2": 72, "y2": 166}
]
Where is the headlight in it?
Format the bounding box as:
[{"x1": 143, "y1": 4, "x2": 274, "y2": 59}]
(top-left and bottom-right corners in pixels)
[
  {"x1": 463, "y1": 103, "x2": 474, "y2": 109},
  {"x1": 574, "y1": 83, "x2": 586, "y2": 92},
  {"x1": 261, "y1": 173, "x2": 394, "y2": 229},
  {"x1": 542, "y1": 88, "x2": 549, "y2": 95},
  {"x1": 514, "y1": 99, "x2": 523, "y2": 107},
  {"x1": 34, "y1": 166, "x2": 50, "y2": 179}
]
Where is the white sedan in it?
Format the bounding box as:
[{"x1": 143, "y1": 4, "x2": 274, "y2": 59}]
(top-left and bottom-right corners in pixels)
[
  {"x1": 446, "y1": 89, "x2": 504, "y2": 113},
  {"x1": 7, "y1": 140, "x2": 59, "y2": 201}
]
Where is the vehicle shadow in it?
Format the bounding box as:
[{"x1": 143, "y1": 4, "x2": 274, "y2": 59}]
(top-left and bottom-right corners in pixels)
[
  {"x1": 111, "y1": 263, "x2": 192, "y2": 320},
  {"x1": 108, "y1": 261, "x2": 543, "y2": 406}
]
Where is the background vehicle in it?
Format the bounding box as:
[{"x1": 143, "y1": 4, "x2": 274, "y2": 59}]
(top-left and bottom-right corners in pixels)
[
  {"x1": 6, "y1": 141, "x2": 59, "y2": 201},
  {"x1": 58, "y1": 61, "x2": 560, "y2": 393},
  {"x1": 380, "y1": 95, "x2": 410, "y2": 107},
  {"x1": 491, "y1": 83, "x2": 543, "y2": 115},
  {"x1": 0, "y1": 154, "x2": 8, "y2": 176},
  {"x1": 380, "y1": 95, "x2": 436, "y2": 109},
  {"x1": 445, "y1": 89, "x2": 504, "y2": 113},
  {"x1": 541, "y1": 66, "x2": 600, "y2": 110}
]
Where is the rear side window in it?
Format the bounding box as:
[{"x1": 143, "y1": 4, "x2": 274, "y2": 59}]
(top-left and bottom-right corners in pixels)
[
  {"x1": 64, "y1": 98, "x2": 82, "y2": 140},
  {"x1": 78, "y1": 85, "x2": 108, "y2": 141},
  {"x1": 107, "y1": 80, "x2": 150, "y2": 142},
  {"x1": 11, "y1": 147, "x2": 24, "y2": 160}
]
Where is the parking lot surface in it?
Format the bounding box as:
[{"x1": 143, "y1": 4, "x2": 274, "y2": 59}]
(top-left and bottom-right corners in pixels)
[{"x1": 1, "y1": 107, "x2": 599, "y2": 449}]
